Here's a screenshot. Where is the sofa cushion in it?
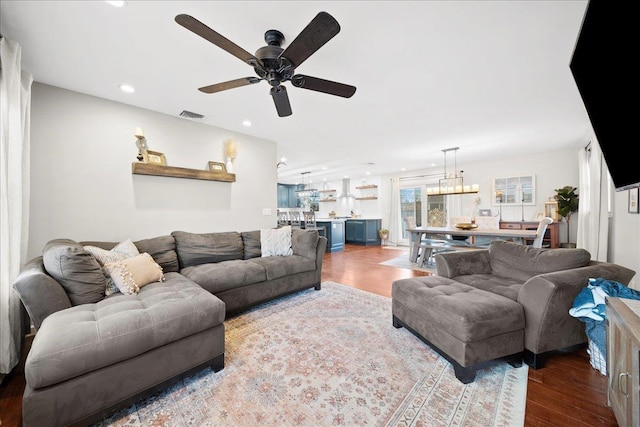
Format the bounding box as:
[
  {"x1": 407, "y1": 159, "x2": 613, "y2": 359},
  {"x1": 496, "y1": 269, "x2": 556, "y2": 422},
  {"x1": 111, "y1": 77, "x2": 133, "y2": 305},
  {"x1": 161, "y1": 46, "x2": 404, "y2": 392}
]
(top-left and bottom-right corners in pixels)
[
  {"x1": 241, "y1": 230, "x2": 261, "y2": 259},
  {"x1": 453, "y1": 274, "x2": 524, "y2": 301},
  {"x1": 248, "y1": 255, "x2": 317, "y2": 281},
  {"x1": 25, "y1": 273, "x2": 225, "y2": 389},
  {"x1": 181, "y1": 260, "x2": 267, "y2": 294},
  {"x1": 292, "y1": 228, "x2": 319, "y2": 261},
  {"x1": 134, "y1": 235, "x2": 180, "y2": 273},
  {"x1": 489, "y1": 240, "x2": 591, "y2": 282},
  {"x1": 42, "y1": 239, "x2": 107, "y2": 306},
  {"x1": 172, "y1": 231, "x2": 243, "y2": 268}
]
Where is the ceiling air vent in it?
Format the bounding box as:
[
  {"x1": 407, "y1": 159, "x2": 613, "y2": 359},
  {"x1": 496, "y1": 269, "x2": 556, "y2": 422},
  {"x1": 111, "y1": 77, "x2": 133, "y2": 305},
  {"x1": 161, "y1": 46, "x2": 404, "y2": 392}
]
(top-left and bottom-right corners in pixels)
[{"x1": 179, "y1": 110, "x2": 205, "y2": 121}]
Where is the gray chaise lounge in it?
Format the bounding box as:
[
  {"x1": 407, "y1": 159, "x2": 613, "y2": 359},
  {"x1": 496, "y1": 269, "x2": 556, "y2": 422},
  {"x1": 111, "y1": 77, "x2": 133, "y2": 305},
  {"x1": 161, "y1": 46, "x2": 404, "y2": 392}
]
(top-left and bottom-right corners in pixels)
[
  {"x1": 392, "y1": 240, "x2": 635, "y2": 383},
  {"x1": 13, "y1": 228, "x2": 326, "y2": 427}
]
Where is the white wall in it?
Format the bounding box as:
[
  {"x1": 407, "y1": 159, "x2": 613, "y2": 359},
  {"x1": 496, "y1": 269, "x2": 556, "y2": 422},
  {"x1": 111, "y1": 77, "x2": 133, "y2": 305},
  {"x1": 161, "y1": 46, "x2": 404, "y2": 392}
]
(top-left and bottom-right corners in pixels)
[
  {"x1": 610, "y1": 190, "x2": 640, "y2": 289},
  {"x1": 28, "y1": 83, "x2": 278, "y2": 259},
  {"x1": 316, "y1": 176, "x2": 382, "y2": 219}
]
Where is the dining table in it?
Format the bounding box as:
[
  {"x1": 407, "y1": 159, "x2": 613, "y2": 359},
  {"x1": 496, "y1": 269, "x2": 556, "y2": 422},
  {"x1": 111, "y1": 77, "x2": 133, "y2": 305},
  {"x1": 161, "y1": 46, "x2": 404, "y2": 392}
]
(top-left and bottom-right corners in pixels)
[{"x1": 405, "y1": 226, "x2": 538, "y2": 263}]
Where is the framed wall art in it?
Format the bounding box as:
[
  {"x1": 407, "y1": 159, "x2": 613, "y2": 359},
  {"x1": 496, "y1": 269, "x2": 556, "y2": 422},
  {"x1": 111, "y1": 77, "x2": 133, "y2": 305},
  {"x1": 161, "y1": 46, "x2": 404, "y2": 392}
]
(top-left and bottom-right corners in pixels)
[
  {"x1": 208, "y1": 161, "x2": 227, "y2": 173},
  {"x1": 143, "y1": 150, "x2": 166, "y2": 166},
  {"x1": 628, "y1": 188, "x2": 639, "y2": 213}
]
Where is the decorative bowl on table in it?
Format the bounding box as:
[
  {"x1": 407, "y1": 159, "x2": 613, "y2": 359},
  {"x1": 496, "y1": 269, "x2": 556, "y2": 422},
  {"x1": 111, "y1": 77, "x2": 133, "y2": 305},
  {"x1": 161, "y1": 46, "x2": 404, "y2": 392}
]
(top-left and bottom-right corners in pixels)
[{"x1": 454, "y1": 223, "x2": 479, "y2": 230}]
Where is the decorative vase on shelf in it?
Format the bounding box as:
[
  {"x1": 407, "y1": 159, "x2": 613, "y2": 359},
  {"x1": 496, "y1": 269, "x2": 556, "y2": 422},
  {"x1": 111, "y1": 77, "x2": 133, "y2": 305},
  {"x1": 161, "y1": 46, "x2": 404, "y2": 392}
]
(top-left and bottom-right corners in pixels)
[{"x1": 225, "y1": 158, "x2": 234, "y2": 173}]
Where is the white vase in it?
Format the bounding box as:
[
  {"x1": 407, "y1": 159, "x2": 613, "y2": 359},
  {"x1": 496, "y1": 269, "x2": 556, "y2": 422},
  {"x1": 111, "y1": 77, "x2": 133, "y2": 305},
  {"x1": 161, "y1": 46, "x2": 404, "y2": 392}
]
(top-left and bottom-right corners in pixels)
[{"x1": 226, "y1": 158, "x2": 234, "y2": 173}]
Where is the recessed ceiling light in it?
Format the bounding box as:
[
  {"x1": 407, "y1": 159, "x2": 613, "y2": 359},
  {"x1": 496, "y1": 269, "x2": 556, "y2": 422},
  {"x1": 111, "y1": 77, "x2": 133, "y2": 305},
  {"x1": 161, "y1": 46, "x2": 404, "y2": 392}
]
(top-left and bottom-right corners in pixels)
[
  {"x1": 242, "y1": 120, "x2": 252, "y2": 127},
  {"x1": 119, "y1": 84, "x2": 135, "y2": 93},
  {"x1": 106, "y1": 1, "x2": 127, "y2": 7}
]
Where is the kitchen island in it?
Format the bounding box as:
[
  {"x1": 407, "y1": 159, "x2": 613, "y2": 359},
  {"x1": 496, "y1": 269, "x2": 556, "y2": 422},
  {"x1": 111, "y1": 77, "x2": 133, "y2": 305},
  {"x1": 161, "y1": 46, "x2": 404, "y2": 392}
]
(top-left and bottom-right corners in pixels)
[
  {"x1": 316, "y1": 219, "x2": 346, "y2": 252},
  {"x1": 345, "y1": 218, "x2": 382, "y2": 246}
]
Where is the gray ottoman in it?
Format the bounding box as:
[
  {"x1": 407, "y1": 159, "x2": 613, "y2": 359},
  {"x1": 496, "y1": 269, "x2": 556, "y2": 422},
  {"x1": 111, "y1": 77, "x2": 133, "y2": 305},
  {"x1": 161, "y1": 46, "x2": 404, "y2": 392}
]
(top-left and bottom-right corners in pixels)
[{"x1": 392, "y1": 276, "x2": 524, "y2": 383}]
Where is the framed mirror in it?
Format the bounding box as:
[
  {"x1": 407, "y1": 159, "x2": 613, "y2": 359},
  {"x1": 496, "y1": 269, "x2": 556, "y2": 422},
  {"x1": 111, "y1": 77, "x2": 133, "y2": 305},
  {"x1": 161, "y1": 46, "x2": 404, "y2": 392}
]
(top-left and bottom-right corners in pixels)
[{"x1": 493, "y1": 175, "x2": 535, "y2": 206}]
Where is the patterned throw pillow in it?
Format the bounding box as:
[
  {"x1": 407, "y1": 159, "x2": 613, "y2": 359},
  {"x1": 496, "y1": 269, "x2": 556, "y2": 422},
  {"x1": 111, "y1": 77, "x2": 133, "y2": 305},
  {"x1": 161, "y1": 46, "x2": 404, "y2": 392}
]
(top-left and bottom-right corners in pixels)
[
  {"x1": 84, "y1": 239, "x2": 140, "y2": 295},
  {"x1": 260, "y1": 226, "x2": 293, "y2": 257},
  {"x1": 103, "y1": 253, "x2": 164, "y2": 295}
]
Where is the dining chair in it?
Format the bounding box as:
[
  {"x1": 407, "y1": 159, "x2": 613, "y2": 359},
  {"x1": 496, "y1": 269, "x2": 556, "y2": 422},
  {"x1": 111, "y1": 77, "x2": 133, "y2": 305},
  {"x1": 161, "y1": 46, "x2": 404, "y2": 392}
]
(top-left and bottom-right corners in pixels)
[
  {"x1": 530, "y1": 217, "x2": 553, "y2": 248},
  {"x1": 289, "y1": 211, "x2": 302, "y2": 228},
  {"x1": 403, "y1": 216, "x2": 450, "y2": 266},
  {"x1": 277, "y1": 211, "x2": 289, "y2": 228},
  {"x1": 303, "y1": 211, "x2": 325, "y2": 237}
]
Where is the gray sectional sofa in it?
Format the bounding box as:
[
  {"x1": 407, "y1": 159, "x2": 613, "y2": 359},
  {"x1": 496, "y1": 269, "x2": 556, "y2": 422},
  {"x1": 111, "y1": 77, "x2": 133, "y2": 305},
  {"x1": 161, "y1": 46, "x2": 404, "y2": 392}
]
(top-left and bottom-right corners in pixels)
[
  {"x1": 13, "y1": 227, "x2": 326, "y2": 427},
  {"x1": 392, "y1": 240, "x2": 636, "y2": 383}
]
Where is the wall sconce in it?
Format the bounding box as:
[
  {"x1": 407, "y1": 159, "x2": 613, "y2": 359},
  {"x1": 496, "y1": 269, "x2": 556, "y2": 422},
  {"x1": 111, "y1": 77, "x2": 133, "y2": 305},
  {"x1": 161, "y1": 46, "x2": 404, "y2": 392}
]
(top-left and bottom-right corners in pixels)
[
  {"x1": 276, "y1": 157, "x2": 287, "y2": 169},
  {"x1": 134, "y1": 127, "x2": 148, "y2": 161}
]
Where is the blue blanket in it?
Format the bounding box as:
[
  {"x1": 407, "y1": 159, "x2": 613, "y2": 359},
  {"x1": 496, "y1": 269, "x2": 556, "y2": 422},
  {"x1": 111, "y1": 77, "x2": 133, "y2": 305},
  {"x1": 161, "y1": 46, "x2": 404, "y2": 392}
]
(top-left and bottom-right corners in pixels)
[{"x1": 569, "y1": 278, "x2": 640, "y2": 356}]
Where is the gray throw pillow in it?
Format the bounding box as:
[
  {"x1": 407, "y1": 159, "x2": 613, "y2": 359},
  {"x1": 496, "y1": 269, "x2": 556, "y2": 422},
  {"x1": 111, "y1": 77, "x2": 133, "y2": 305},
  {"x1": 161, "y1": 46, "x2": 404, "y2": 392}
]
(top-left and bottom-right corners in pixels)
[
  {"x1": 135, "y1": 235, "x2": 180, "y2": 273},
  {"x1": 172, "y1": 231, "x2": 243, "y2": 268},
  {"x1": 42, "y1": 239, "x2": 107, "y2": 306},
  {"x1": 241, "y1": 230, "x2": 261, "y2": 259}
]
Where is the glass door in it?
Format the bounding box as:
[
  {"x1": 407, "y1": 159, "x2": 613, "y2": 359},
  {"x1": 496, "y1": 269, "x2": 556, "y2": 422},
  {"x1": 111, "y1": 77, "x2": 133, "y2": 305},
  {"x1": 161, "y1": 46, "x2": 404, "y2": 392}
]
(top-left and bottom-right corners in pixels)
[{"x1": 400, "y1": 186, "x2": 422, "y2": 242}]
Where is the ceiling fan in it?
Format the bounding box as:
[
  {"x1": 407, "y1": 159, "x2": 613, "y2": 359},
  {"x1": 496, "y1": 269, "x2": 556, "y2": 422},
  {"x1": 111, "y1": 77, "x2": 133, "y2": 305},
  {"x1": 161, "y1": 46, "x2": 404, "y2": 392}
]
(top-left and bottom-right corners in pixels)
[{"x1": 175, "y1": 12, "x2": 356, "y2": 117}]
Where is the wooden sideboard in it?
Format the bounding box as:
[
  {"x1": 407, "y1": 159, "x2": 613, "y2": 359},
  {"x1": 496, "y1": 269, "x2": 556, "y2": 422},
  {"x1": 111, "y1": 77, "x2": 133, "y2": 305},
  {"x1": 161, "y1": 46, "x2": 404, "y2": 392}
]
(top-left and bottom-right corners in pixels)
[
  {"x1": 606, "y1": 297, "x2": 640, "y2": 427},
  {"x1": 499, "y1": 220, "x2": 561, "y2": 248}
]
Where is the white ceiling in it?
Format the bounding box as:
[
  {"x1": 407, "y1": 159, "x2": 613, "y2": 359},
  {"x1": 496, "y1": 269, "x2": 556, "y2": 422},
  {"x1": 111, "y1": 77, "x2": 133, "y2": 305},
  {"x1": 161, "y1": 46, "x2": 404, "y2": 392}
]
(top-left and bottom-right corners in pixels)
[{"x1": 0, "y1": 0, "x2": 591, "y2": 185}]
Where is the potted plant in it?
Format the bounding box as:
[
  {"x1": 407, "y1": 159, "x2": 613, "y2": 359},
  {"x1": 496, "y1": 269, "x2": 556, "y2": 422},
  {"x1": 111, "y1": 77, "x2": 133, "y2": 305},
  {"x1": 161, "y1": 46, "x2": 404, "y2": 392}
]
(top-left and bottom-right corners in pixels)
[
  {"x1": 378, "y1": 228, "x2": 389, "y2": 241},
  {"x1": 554, "y1": 186, "x2": 579, "y2": 247}
]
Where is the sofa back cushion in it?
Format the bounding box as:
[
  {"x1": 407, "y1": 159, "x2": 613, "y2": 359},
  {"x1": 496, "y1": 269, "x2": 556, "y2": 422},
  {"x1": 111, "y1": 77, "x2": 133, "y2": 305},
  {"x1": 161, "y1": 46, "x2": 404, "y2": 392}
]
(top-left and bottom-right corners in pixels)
[
  {"x1": 134, "y1": 235, "x2": 180, "y2": 273},
  {"x1": 489, "y1": 240, "x2": 591, "y2": 282},
  {"x1": 292, "y1": 228, "x2": 319, "y2": 261},
  {"x1": 241, "y1": 230, "x2": 262, "y2": 259},
  {"x1": 172, "y1": 231, "x2": 244, "y2": 268},
  {"x1": 42, "y1": 239, "x2": 107, "y2": 306}
]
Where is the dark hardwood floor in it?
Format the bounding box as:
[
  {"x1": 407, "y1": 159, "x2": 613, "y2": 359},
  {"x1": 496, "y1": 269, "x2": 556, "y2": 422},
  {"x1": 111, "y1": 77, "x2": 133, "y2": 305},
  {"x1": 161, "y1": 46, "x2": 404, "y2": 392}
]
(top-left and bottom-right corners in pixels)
[{"x1": 0, "y1": 244, "x2": 617, "y2": 426}]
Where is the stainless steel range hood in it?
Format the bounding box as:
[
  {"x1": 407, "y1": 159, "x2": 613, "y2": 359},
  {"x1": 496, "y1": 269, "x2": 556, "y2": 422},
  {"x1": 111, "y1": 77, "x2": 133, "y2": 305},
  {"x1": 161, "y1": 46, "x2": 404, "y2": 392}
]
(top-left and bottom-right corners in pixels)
[{"x1": 337, "y1": 178, "x2": 354, "y2": 198}]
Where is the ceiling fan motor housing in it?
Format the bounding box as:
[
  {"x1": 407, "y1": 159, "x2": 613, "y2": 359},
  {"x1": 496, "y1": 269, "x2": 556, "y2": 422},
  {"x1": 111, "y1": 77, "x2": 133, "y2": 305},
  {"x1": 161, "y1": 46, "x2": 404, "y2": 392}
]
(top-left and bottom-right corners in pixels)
[{"x1": 255, "y1": 42, "x2": 292, "y2": 86}]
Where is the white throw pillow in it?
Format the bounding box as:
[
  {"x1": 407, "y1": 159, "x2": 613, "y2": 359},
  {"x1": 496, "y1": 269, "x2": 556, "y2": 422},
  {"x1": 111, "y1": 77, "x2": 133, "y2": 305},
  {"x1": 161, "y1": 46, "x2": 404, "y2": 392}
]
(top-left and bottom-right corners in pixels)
[
  {"x1": 104, "y1": 253, "x2": 164, "y2": 295},
  {"x1": 260, "y1": 226, "x2": 293, "y2": 257},
  {"x1": 84, "y1": 239, "x2": 140, "y2": 295}
]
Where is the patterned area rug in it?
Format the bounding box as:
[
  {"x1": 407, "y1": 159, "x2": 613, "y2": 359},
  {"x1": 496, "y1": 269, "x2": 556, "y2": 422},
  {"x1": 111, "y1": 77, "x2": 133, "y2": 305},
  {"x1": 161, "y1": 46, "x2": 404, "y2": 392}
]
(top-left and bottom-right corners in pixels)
[
  {"x1": 380, "y1": 254, "x2": 437, "y2": 274},
  {"x1": 95, "y1": 282, "x2": 527, "y2": 427}
]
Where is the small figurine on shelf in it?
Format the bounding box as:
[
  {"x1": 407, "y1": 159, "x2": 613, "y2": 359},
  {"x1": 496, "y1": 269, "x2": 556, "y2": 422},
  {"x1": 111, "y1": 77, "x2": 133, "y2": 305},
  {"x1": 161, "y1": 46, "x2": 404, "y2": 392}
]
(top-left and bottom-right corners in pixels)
[{"x1": 134, "y1": 127, "x2": 148, "y2": 161}]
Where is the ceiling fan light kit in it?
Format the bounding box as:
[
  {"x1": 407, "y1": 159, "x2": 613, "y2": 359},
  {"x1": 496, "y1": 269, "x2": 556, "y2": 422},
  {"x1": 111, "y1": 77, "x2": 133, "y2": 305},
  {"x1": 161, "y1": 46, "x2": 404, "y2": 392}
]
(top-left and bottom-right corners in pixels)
[{"x1": 175, "y1": 12, "x2": 356, "y2": 117}]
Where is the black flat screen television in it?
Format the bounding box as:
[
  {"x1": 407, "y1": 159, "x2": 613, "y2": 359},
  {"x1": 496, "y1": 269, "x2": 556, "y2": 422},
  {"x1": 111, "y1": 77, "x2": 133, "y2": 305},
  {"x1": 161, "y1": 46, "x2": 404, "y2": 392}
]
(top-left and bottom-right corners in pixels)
[{"x1": 569, "y1": 0, "x2": 637, "y2": 191}]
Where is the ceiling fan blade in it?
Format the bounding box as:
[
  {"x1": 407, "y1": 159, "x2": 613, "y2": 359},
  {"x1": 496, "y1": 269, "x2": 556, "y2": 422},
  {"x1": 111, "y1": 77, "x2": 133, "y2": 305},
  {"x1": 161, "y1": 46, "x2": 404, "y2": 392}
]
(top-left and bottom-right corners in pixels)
[
  {"x1": 198, "y1": 77, "x2": 262, "y2": 94},
  {"x1": 291, "y1": 75, "x2": 356, "y2": 98},
  {"x1": 270, "y1": 86, "x2": 293, "y2": 117},
  {"x1": 279, "y1": 12, "x2": 340, "y2": 69},
  {"x1": 175, "y1": 14, "x2": 261, "y2": 67}
]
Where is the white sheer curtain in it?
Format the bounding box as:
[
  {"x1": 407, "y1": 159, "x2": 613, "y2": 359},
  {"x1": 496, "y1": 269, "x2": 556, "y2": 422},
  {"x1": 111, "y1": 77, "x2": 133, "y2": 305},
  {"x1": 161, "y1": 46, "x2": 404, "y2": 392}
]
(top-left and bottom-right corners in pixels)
[
  {"x1": 576, "y1": 138, "x2": 609, "y2": 261},
  {"x1": 0, "y1": 37, "x2": 32, "y2": 378},
  {"x1": 387, "y1": 178, "x2": 401, "y2": 245}
]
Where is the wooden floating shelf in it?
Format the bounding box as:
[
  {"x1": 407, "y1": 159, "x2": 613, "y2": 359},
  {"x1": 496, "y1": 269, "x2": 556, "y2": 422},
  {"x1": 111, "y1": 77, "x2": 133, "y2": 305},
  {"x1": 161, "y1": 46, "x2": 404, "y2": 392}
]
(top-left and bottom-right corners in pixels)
[
  {"x1": 319, "y1": 199, "x2": 337, "y2": 202},
  {"x1": 355, "y1": 196, "x2": 378, "y2": 200},
  {"x1": 131, "y1": 162, "x2": 236, "y2": 182},
  {"x1": 356, "y1": 185, "x2": 378, "y2": 189},
  {"x1": 318, "y1": 189, "x2": 337, "y2": 193}
]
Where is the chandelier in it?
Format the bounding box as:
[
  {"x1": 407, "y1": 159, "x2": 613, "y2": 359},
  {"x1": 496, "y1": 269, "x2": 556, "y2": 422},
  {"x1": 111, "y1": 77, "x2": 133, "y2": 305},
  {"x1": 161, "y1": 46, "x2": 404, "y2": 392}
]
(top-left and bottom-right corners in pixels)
[
  {"x1": 426, "y1": 147, "x2": 479, "y2": 195},
  {"x1": 295, "y1": 172, "x2": 318, "y2": 198}
]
